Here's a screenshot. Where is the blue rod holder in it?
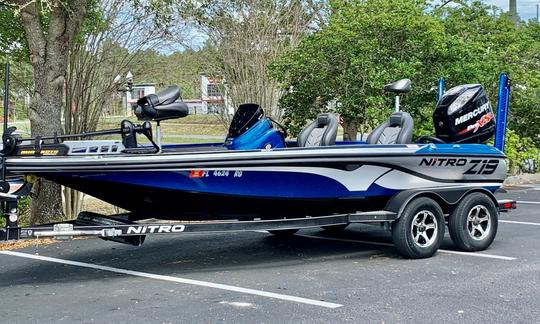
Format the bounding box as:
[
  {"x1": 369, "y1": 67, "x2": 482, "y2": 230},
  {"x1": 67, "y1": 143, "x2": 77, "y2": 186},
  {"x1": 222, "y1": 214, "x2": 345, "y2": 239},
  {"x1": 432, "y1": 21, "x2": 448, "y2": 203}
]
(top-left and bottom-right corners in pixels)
[
  {"x1": 494, "y1": 73, "x2": 510, "y2": 152},
  {"x1": 437, "y1": 77, "x2": 445, "y2": 101}
]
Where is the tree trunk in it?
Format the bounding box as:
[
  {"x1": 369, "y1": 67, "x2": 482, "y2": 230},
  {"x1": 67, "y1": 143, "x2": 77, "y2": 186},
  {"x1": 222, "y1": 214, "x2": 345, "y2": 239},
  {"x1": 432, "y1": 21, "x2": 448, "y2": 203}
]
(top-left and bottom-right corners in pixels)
[
  {"x1": 17, "y1": 0, "x2": 89, "y2": 224},
  {"x1": 29, "y1": 179, "x2": 64, "y2": 224},
  {"x1": 27, "y1": 60, "x2": 66, "y2": 224},
  {"x1": 342, "y1": 119, "x2": 358, "y2": 141}
]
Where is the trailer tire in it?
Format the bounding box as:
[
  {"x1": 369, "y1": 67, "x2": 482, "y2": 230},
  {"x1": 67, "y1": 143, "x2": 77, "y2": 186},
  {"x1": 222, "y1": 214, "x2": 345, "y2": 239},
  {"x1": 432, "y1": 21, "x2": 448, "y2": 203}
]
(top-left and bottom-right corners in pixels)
[
  {"x1": 448, "y1": 192, "x2": 498, "y2": 252},
  {"x1": 268, "y1": 229, "x2": 299, "y2": 237},
  {"x1": 392, "y1": 197, "x2": 444, "y2": 259}
]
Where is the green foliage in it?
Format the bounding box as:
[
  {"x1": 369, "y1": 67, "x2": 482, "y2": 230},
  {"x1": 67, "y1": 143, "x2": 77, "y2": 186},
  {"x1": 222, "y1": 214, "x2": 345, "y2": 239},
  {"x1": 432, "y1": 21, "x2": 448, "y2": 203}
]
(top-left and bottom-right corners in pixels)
[
  {"x1": 434, "y1": 2, "x2": 540, "y2": 146},
  {"x1": 271, "y1": 0, "x2": 447, "y2": 136},
  {"x1": 0, "y1": 195, "x2": 30, "y2": 228},
  {"x1": 129, "y1": 45, "x2": 219, "y2": 99},
  {"x1": 271, "y1": 0, "x2": 540, "y2": 148},
  {"x1": 0, "y1": 6, "x2": 28, "y2": 62},
  {"x1": 504, "y1": 130, "x2": 540, "y2": 175}
]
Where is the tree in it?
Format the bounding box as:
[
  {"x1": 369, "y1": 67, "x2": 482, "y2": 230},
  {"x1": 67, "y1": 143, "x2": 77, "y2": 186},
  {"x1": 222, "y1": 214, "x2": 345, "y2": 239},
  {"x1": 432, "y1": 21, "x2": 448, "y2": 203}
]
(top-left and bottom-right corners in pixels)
[
  {"x1": 271, "y1": 0, "x2": 540, "y2": 144},
  {"x1": 434, "y1": 1, "x2": 540, "y2": 146},
  {"x1": 189, "y1": 0, "x2": 323, "y2": 125},
  {"x1": 4, "y1": 0, "x2": 90, "y2": 224},
  {"x1": 62, "y1": 0, "x2": 190, "y2": 218},
  {"x1": 270, "y1": 0, "x2": 446, "y2": 139},
  {"x1": 0, "y1": 4, "x2": 27, "y2": 62}
]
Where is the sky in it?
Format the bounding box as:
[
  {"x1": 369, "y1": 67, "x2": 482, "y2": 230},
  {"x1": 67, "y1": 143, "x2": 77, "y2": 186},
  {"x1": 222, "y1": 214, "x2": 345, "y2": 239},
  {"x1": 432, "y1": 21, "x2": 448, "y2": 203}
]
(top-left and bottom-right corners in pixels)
[{"x1": 484, "y1": 0, "x2": 539, "y2": 21}]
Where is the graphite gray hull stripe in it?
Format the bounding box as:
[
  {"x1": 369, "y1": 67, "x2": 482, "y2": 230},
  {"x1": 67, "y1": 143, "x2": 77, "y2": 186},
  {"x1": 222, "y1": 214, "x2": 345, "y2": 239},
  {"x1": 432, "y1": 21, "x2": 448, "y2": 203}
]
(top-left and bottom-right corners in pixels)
[{"x1": 14, "y1": 165, "x2": 505, "y2": 185}]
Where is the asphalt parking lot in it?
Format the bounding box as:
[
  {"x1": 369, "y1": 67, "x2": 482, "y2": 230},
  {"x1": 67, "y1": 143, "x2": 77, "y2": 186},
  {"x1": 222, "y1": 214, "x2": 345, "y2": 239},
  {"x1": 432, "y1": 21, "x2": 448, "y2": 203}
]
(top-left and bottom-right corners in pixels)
[{"x1": 1, "y1": 185, "x2": 539, "y2": 323}]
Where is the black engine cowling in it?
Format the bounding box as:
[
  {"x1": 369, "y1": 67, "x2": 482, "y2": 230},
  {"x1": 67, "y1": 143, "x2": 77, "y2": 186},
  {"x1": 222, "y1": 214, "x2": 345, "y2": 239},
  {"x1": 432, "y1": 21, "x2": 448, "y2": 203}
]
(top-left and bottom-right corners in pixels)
[{"x1": 433, "y1": 84, "x2": 495, "y2": 143}]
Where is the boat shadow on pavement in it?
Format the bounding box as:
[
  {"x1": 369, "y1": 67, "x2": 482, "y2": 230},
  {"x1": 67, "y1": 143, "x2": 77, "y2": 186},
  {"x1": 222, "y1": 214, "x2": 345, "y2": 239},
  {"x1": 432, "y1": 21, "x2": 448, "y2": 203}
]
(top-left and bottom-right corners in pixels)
[{"x1": 0, "y1": 225, "x2": 406, "y2": 288}]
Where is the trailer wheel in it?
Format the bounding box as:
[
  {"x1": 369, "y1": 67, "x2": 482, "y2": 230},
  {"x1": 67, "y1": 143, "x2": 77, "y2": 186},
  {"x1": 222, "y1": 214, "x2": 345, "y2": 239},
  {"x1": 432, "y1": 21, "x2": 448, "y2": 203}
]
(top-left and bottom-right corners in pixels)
[
  {"x1": 448, "y1": 192, "x2": 498, "y2": 252},
  {"x1": 268, "y1": 229, "x2": 299, "y2": 237},
  {"x1": 392, "y1": 197, "x2": 444, "y2": 259}
]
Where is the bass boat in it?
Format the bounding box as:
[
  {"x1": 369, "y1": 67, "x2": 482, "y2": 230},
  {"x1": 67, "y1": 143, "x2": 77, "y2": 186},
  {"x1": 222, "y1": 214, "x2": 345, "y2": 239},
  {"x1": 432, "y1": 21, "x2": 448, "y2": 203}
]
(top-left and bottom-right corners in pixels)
[{"x1": 0, "y1": 77, "x2": 516, "y2": 258}]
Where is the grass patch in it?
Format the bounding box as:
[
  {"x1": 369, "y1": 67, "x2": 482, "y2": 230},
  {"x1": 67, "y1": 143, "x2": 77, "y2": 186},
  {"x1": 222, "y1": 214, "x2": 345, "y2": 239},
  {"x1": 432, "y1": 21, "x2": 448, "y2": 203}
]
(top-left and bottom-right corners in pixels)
[{"x1": 161, "y1": 137, "x2": 222, "y2": 144}]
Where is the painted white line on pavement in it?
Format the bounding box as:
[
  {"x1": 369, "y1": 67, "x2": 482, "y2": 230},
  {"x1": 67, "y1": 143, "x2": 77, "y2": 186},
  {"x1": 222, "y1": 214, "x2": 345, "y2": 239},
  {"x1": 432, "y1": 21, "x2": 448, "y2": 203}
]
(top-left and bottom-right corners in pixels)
[
  {"x1": 500, "y1": 220, "x2": 540, "y2": 226},
  {"x1": 297, "y1": 234, "x2": 516, "y2": 261},
  {"x1": 438, "y1": 250, "x2": 516, "y2": 260},
  {"x1": 0, "y1": 251, "x2": 343, "y2": 309},
  {"x1": 517, "y1": 201, "x2": 540, "y2": 205}
]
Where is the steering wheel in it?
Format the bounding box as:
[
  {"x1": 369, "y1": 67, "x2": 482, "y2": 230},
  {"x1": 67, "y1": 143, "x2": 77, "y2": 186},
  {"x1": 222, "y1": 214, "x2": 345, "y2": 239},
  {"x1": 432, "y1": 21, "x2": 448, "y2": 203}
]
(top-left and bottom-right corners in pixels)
[
  {"x1": 416, "y1": 135, "x2": 446, "y2": 144},
  {"x1": 268, "y1": 117, "x2": 288, "y2": 139}
]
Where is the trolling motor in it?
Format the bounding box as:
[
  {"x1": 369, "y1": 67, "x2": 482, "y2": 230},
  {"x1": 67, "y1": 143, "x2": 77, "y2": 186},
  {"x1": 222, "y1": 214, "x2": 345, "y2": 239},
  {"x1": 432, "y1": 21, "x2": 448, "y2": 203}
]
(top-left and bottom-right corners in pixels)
[{"x1": 0, "y1": 63, "x2": 33, "y2": 240}]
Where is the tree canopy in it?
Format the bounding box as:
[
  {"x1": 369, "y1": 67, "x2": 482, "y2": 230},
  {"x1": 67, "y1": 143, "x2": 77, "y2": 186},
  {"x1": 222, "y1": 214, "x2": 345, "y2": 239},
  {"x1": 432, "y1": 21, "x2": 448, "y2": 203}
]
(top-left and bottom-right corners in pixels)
[{"x1": 270, "y1": 0, "x2": 540, "y2": 144}]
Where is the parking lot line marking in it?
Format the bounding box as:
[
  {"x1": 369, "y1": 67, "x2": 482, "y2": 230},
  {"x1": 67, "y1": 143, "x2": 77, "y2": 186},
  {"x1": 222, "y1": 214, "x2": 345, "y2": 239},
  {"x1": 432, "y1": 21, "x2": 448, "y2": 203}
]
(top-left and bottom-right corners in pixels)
[
  {"x1": 438, "y1": 250, "x2": 516, "y2": 260},
  {"x1": 297, "y1": 235, "x2": 516, "y2": 261},
  {"x1": 517, "y1": 201, "x2": 540, "y2": 205},
  {"x1": 500, "y1": 220, "x2": 540, "y2": 226},
  {"x1": 0, "y1": 251, "x2": 343, "y2": 309}
]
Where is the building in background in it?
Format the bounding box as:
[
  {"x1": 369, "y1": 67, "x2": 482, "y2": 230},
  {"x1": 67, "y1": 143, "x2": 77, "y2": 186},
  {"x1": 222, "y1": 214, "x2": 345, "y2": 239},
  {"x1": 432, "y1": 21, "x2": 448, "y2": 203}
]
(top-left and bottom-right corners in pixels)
[
  {"x1": 125, "y1": 83, "x2": 156, "y2": 115},
  {"x1": 199, "y1": 74, "x2": 233, "y2": 115}
]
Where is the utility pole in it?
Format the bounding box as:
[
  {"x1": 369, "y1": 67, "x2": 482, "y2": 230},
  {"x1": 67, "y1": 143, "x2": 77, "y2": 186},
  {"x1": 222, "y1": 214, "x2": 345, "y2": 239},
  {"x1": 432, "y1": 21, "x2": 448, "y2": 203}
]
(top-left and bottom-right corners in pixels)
[
  {"x1": 509, "y1": 0, "x2": 518, "y2": 24},
  {"x1": 537, "y1": 4, "x2": 539, "y2": 23}
]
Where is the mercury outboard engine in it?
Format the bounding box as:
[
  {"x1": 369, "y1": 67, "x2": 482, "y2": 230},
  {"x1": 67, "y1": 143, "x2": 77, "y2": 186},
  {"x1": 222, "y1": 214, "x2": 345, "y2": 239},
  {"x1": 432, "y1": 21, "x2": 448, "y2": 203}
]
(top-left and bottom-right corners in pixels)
[{"x1": 433, "y1": 84, "x2": 495, "y2": 143}]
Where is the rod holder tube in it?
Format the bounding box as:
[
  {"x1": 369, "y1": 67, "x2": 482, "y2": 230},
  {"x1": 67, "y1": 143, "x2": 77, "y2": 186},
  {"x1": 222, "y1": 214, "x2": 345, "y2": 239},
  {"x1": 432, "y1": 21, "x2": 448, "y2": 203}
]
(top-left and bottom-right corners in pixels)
[
  {"x1": 494, "y1": 73, "x2": 510, "y2": 152},
  {"x1": 3, "y1": 63, "x2": 9, "y2": 134},
  {"x1": 437, "y1": 76, "x2": 445, "y2": 101}
]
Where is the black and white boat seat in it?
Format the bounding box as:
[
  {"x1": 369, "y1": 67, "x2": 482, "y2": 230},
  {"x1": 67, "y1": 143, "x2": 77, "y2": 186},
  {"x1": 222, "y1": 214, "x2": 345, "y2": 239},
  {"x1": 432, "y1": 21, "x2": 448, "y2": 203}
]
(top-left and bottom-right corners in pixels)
[
  {"x1": 297, "y1": 113, "x2": 338, "y2": 147},
  {"x1": 135, "y1": 86, "x2": 189, "y2": 121},
  {"x1": 384, "y1": 79, "x2": 411, "y2": 94},
  {"x1": 367, "y1": 112, "x2": 414, "y2": 144}
]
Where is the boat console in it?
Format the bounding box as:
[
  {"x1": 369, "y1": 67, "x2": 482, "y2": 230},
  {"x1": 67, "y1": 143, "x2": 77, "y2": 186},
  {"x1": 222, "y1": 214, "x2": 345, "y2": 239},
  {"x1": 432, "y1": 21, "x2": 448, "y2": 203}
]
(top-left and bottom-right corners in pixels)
[{"x1": 224, "y1": 103, "x2": 287, "y2": 150}]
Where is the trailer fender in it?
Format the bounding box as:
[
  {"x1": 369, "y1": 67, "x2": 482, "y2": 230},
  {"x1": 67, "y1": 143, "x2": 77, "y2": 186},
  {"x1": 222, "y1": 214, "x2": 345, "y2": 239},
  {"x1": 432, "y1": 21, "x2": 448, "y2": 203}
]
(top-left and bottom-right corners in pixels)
[{"x1": 385, "y1": 187, "x2": 498, "y2": 218}]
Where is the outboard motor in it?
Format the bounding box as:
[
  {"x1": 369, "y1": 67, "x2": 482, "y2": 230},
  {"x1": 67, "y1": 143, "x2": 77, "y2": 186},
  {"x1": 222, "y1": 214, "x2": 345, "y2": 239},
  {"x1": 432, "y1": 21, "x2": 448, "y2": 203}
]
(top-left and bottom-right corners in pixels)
[
  {"x1": 224, "y1": 104, "x2": 285, "y2": 150},
  {"x1": 433, "y1": 84, "x2": 495, "y2": 143}
]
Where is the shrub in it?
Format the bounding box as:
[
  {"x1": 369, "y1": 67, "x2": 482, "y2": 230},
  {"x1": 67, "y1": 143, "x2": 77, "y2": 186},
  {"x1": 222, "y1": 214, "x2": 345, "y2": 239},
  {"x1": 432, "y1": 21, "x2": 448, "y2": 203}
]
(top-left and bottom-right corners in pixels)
[{"x1": 505, "y1": 129, "x2": 540, "y2": 175}]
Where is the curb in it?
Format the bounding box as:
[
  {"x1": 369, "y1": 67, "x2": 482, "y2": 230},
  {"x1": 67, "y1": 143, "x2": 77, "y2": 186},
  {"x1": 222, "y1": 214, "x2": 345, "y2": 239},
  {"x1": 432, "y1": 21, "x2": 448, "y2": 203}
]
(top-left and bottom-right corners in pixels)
[{"x1": 504, "y1": 173, "x2": 540, "y2": 186}]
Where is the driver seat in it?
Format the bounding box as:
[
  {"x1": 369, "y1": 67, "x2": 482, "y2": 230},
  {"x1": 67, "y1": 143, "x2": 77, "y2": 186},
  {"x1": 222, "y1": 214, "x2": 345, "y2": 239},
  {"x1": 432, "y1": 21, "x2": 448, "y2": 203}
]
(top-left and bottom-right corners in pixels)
[
  {"x1": 367, "y1": 112, "x2": 414, "y2": 144},
  {"x1": 297, "y1": 113, "x2": 338, "y2": 147}
]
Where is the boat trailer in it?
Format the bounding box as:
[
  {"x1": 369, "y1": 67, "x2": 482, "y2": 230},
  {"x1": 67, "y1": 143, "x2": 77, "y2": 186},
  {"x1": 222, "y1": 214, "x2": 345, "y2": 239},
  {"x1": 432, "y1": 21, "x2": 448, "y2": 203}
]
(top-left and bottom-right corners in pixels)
[{"x1": 0, "y1": 181, "x2": 517, "y2": 246}]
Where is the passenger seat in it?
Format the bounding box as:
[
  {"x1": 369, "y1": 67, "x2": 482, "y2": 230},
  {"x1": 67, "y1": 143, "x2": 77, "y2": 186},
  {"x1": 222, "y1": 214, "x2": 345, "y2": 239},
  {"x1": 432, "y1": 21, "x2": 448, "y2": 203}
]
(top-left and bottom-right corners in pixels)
[{"x1": 297, "y1": 113, "x2": 338, "y2": 147}]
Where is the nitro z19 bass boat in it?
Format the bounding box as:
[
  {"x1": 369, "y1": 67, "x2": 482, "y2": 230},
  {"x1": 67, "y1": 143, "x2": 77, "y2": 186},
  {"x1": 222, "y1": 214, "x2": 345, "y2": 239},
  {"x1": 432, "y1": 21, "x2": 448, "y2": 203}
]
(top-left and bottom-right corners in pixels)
[{"x1": 0, "y1": 76, "x2": 516, "y2": 259}]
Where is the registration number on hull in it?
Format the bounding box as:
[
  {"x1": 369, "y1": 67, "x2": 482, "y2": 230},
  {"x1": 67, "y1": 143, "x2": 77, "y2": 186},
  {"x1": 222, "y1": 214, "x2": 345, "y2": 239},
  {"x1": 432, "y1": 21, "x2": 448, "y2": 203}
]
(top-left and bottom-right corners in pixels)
[{"x1": 189, "y1": 170, "x2": 243, "y2": 178}]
